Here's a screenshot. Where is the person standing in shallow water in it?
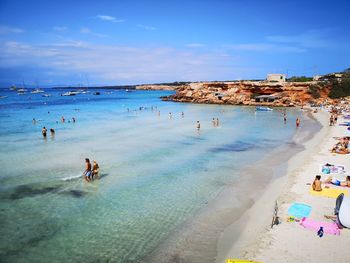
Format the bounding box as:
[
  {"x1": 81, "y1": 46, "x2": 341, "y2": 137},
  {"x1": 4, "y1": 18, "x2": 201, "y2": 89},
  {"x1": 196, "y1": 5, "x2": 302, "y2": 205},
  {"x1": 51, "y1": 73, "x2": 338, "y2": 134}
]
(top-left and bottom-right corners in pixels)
[
  {"x1": 92, "y1": 160, "x2": 100, "y2": 179},
  {"x1": 83, "y1": 158, "x2": 92, "y2": 182},
  {"x1": 42, "y1": 127, "x2": 47, "y2": 137},
  {"x1": 196, "y1": 121, "x2": 201, "y2": 130},
  {"x1": 296, "y1": 117, "x2": 300, "y2": 128}
]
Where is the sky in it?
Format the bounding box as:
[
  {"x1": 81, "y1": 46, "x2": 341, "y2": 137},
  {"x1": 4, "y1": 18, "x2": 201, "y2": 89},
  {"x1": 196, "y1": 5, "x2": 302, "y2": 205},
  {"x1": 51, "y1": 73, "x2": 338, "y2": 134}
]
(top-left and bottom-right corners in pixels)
[{"x1": 0, "y1": 0, "x2": 349, "y2": 86}]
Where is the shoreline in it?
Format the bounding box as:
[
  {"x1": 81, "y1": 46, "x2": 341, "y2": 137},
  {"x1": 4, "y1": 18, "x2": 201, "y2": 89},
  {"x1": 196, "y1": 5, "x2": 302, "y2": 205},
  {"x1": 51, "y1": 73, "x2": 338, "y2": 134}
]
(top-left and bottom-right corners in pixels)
[
  {"x1": 216, "y1": 108, "x2": 328, "y2": 261},
  {"x1": 219, "y1": 108, "x2": 350, "y2": 262},
  {"x1": 145, "y1": 108, "x2": 321, "y2": 263}
]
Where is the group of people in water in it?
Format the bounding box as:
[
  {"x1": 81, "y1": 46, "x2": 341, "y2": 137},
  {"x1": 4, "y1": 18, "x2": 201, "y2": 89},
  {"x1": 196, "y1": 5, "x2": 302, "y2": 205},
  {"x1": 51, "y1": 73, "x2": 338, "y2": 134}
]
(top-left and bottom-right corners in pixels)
[{"x1": 83, "y1": 158, "x2": 100, "y2": 182}]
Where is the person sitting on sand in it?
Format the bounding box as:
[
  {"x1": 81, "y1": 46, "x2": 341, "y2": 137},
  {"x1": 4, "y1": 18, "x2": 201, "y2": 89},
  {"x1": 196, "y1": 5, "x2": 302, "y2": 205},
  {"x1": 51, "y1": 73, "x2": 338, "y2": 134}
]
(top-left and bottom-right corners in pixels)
[
  {"x1": 312, "y1": 175, "x2": 322, "y2": 191},
  {"x1": 83, "y1": 158, "x2": 92, "y2": 182},
  {"x1": 42, "y1": 127, "x2": 47, "y2": 137},
  {"x1": 325, "y1": 176, "x2": 350, "y2": 187},
  {"x1": 92, "y1": 160, "x2": 100, "y2": 179}
]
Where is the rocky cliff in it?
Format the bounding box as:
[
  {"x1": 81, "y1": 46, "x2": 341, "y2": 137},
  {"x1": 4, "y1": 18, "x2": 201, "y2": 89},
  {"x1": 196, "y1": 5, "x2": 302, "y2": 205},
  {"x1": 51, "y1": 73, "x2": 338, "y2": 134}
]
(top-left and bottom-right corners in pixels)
[{"x1": 162, "y1": 81, "x2": 332, "y2": 107}]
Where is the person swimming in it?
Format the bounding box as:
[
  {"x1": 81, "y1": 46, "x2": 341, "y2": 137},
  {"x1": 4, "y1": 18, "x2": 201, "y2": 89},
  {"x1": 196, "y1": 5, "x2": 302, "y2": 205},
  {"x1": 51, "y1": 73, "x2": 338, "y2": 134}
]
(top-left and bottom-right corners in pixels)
[{"x1": 83, "y1": 158, "x2": 92, "y2": 182}]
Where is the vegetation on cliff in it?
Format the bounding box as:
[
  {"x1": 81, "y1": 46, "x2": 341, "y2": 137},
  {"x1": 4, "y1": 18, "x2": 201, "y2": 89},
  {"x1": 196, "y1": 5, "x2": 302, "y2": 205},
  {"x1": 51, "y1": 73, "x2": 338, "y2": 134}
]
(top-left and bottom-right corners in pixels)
[{"x1": 329, "y1": 70, "x2": 350, "y2": 99}]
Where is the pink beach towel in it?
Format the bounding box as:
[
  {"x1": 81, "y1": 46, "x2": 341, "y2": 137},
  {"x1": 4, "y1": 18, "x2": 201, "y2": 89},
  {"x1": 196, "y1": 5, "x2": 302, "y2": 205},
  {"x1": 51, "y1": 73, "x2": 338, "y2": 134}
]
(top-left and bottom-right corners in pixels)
[{"x1": 299, "y1": 217, "x2": 340, "y2": 235}]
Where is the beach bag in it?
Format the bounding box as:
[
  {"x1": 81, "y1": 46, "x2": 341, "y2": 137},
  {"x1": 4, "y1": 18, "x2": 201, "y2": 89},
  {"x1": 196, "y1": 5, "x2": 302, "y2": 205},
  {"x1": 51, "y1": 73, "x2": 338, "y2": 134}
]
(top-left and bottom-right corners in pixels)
[{"x1": 322, "y1": 166, "x2": 331, "y2": 174}]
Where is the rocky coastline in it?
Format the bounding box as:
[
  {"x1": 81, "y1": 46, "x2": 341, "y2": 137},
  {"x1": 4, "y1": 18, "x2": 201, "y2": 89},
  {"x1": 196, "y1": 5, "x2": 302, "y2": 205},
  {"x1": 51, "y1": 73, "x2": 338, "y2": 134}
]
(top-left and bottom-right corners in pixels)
[{"x1": 160, "y1": 81, "x2": 332, "y2": 107}]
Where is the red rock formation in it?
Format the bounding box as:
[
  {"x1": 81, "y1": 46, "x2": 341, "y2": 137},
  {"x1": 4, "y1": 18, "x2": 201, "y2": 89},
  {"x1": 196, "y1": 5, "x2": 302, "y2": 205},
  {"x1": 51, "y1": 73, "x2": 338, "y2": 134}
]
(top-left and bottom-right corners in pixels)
[{"x1": 162, "y1": 81, "x2": 332, "y2": 107}]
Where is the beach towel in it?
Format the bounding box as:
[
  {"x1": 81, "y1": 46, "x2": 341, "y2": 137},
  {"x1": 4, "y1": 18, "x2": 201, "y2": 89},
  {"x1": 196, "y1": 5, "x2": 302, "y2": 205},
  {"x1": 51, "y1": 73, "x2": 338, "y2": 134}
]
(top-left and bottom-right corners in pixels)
[
  {"x1": 321, "y1": 164, "x2": 346, "y2": 174},
  {"x1": 310, "y1": 188, "x2": 349, "y2": 198},
  {"x1": 299, "y1": 217, "x2": 340, "y2": 235},
  {"x1": 288, "y1": 203, "x2": 312, "y2": 219},
  {"x1": 226, "y1": 260, "x2": 261, "y2": 263}
]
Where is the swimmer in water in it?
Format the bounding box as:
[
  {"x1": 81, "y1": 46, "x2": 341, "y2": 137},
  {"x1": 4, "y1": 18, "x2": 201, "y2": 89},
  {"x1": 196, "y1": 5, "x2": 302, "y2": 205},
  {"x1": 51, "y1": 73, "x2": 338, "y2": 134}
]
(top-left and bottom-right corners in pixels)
[
  {"x1": 42, "y1": 126, "x2": 47, "y2": 137},
  {"x1": 83, "y1": 158, "x2": 92, "y2": 182}
]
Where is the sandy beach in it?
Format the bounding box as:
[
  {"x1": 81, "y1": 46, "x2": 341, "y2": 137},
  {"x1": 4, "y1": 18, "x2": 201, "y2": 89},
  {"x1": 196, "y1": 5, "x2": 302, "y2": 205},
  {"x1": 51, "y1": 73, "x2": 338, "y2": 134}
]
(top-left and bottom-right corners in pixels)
[{"x1": 218, "y1": 108, "x2": 350, "y2": 263}]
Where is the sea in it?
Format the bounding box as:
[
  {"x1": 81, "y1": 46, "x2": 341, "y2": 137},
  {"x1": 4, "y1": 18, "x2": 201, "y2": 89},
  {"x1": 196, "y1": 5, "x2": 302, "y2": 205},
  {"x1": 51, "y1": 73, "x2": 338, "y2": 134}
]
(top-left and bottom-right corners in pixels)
[{"x1": 0, "y1": 87, "x2": 319, "y2": 262}]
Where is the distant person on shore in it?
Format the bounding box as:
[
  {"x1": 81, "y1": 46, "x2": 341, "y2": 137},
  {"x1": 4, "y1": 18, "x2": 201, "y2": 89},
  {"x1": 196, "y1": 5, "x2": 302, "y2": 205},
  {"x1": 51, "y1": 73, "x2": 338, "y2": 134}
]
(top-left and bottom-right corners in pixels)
[
  {"x1": 83, "y1": 158, "x2": 92, "y2": 182},
  {"x1": 196, "y1": 121, "x2": 201, "y2": 130},
  {"x1": 92, "y1": 160, "x2": 100, "y2": 179},
  {"x1": 296, "y1": 118, "x2": 300, "y2": 128},
  {"x1": 42, "y1": 127, "x2": 47, "y2": 137},
  {"x1": 325, "y1": 176, "x2": 350, "y2": 187},
  {"x1": 330, "y1": 115, "x2": 334, "y2": 126},
  {"x1": 312, "y1": 175, "x2": 322, "y2": 191}
]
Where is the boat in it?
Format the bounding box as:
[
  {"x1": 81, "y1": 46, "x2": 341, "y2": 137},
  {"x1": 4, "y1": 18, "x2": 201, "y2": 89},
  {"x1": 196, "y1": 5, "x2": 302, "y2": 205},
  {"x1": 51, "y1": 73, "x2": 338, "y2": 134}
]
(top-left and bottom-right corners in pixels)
[
  {"x1": 31, "y1": 89, "x2": 44, "y2": 94},
  {"x1": 256, "y1": 106, "x2": 273, "y2": 111},
  {"x1": 93, "y1": 92, "x2": 100, "y2": 95},
  {"x1": 42, "y1": 94, "x2": 51, "y2": 97},
  {"x1": 17, "y1": 88, "x2": 27, "y2": 92},
  {"x1": 61, "y1": 91, "x2": 80, "y2": 96}
]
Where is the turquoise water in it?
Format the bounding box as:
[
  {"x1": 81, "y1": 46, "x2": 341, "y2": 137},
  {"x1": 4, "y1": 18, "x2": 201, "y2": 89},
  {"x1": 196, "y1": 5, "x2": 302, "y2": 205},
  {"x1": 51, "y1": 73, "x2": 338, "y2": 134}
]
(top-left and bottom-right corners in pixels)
[{"x1": 0, "y1": 88, "x2": 304, "y2": 262}]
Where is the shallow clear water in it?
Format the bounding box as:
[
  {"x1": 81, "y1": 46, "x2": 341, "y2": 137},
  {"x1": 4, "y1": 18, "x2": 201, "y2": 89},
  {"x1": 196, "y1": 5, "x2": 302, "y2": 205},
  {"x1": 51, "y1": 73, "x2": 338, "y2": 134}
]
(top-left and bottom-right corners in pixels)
[{"x1": 0, "y1": 88, "x2": 304, "y2": 262}]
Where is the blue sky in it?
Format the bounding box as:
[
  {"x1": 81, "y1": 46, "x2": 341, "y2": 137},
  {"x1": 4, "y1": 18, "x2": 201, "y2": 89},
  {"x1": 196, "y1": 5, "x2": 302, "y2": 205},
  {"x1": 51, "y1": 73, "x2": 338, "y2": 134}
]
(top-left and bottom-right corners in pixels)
[{"x1": 0, "y1": 0, "x2": 349, "y2": 86}]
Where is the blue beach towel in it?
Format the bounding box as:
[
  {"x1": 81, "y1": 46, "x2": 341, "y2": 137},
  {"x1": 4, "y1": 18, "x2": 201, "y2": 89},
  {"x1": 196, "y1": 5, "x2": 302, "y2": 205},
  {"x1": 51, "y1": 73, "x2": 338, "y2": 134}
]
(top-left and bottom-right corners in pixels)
[{"x1": 288, "y1": 203, "x2": 312, "y2": 219}]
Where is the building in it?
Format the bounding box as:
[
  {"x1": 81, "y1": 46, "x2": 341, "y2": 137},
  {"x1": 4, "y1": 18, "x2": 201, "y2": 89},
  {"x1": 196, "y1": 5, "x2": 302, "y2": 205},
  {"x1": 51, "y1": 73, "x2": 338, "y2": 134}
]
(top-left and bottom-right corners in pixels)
[{"x1": 267, "y1": 74, "x2": 286, "y2": 83}]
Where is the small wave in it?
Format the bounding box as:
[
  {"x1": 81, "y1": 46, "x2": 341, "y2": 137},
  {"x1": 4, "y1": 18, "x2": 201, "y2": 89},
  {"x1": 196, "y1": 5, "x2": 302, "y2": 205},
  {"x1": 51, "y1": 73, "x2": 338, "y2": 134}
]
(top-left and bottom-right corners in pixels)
[{"x1": 61, "y1": 174, "x2": 82, "y2": 181}]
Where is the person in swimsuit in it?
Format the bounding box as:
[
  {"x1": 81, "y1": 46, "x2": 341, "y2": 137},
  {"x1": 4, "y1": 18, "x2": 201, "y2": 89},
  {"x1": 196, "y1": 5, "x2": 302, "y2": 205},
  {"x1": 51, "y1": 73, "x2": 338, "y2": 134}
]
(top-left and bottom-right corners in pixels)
[
  {"x1": 196, "y1": 121, "x2": 200, "y2": 130},
  {"x1": 92, "y1": 160, "x2": 100, "y2": 179},
  {"x1": 83, "y1": 158, "x2": 92, "y2": 182},
  {"x1": 296, "y1": 118, "x2": 300, "y2": 128},
  {"x1": 312, "y1": 175, "x2": 322, "y2": 191},
  {"x1": 325, "y1": 176, "x2": 350, "y2": 187},
  {"x1": 42, "y1": 127, "x2": 47, "y2": 137}
]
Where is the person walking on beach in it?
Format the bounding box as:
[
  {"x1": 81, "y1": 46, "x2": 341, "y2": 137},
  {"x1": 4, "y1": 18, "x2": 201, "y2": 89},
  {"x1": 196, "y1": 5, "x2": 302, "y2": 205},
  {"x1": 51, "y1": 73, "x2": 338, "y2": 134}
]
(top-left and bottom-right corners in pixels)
[
  {"x1": 42, "y1": 127, "x2": 47, "y2": 137},
  {"x1": 296, "y1": 117, "x2": 300, "y2": 128},
  {"x1": 83, "y1": 158, "x2": 92, "y2": 182},
  {"x1": 92, "y1": 160, "x2": 100, "y2": 179}
]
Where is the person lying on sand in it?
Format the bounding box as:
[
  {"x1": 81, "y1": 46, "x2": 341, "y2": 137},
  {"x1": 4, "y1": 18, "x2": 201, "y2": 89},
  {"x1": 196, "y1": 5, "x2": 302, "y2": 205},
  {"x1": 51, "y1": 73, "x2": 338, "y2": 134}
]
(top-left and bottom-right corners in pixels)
[
  {"x1": 312, "y1": 175, "x2": 322, "y2": 191},
  {"x1": 325, "y1": 176, "x2": 350, "y2": 187}
]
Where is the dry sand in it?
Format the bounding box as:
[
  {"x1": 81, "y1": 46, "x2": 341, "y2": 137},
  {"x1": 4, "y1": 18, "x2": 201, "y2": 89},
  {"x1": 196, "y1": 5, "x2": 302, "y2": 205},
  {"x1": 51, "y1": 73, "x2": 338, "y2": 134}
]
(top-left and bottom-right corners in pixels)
[{"x1": 217, "y1": 108, "x2": 350, "y2": 263}]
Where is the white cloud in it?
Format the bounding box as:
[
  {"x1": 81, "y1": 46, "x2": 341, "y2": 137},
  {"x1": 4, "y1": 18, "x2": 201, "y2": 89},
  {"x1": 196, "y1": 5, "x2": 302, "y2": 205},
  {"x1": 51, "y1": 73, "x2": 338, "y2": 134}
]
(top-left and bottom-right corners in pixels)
[
  {"x1": 80, "y1": 27, "x2": 109, "y2": 38},
  {"x1": 137, "y1": 24, "x2": 156, "y2": 30},
  {"x1": 223, "y1": 43, "x2": 306, "y2": 53},
  {"x1": 96, "y1": 15, "x2": 124, "y2": 23},
  {"x1": 266, "y1": 30, "x2": 330, "y2": 48},
  {"x1": 185, "y1": 43, "x2": 206, "y2": 48},
  {"x1": 0, "y1": 25, "x2": 24, "y2": 34},
  {"x1": 53, "y1": 26, "x2": 68, "y2": 32},
  {"x1": 0, "y1": 40, "x2": 238, "y2": 84}
]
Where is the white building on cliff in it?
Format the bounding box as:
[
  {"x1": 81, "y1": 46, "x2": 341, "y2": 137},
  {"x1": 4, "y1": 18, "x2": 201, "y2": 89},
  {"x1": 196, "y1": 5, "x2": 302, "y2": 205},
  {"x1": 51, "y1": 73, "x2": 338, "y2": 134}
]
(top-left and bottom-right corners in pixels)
[{"x1": 267, "y1": 74, "x2": 286, "y2": 83}]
